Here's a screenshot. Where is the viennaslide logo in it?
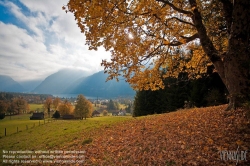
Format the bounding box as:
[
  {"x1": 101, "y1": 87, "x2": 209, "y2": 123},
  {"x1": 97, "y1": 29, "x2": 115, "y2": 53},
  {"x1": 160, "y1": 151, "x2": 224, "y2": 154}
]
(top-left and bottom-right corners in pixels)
[{"x1": 219, "y1": 146, "x2": 247, "y2": 165}]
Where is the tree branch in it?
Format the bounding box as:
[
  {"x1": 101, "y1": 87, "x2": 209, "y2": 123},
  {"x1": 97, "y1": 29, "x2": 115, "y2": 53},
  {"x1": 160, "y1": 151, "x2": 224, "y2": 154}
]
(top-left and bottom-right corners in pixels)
[
  {"x1": 181, "y1": 33, "x2": 199, "y2": 41},
  {"x1": 164, "y1": 33, "x2": 199, "y2": 46},
  {"x1": 188, "y1": 0, "x2": 221, "y2": 63},
  {"x1": 156, "y1": 0, "x2": 193, "y2": 15},
  {"x1": 219, "y1": 0, "x2": 233, "y2": 33},
  {"x1": 167, "y1": 16, "x2": 194, "y2": 27}
]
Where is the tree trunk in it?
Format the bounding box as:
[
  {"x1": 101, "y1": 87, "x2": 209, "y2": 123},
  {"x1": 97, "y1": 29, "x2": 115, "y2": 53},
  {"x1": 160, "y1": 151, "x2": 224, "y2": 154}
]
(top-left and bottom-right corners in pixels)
[
  {"x1": 197, "y1": 0, "x2": 250, "y2": 110},
  {"x1": 48, "y1": 108, "x2": 50, "y2": 118},
  {"x1": 223, "y1": 54, "x2": 250, "y2": 110},
  {"x1": 222, "y1": 0, "x2": 250, "y2": 110}
]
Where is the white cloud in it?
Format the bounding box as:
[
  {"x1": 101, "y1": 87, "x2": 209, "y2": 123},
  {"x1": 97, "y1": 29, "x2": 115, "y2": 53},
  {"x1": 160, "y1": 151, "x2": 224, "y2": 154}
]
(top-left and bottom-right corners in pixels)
[{"x1": 0, "y1": 0, "x2": 111, "y2": 82}]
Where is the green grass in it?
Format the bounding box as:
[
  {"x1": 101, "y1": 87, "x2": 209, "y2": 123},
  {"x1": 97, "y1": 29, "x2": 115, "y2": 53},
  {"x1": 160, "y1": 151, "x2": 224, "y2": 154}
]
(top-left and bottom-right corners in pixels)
[
  {"x1": 0, "y1": 115, "x2": 132, "y2": 151},
  {"x1": 29, "y1": 104, "x2": 44, "y2": 111},
  {"x1": 0, "y1": 114, "x2": 46, "y2": 137}
]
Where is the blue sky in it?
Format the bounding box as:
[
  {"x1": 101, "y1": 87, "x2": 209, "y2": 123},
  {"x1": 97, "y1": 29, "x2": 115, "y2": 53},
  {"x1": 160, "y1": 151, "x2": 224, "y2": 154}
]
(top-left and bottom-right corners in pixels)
[{"x1": 0, "y1": 0, "x2": 110, "y2": 82}]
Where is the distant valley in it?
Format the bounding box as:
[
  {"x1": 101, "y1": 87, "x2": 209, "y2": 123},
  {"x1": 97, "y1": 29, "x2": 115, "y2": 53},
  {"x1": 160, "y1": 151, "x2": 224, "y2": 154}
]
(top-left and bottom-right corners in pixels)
[{"x1": 0, "y1": 69, "x2": 135, "y2": 98}]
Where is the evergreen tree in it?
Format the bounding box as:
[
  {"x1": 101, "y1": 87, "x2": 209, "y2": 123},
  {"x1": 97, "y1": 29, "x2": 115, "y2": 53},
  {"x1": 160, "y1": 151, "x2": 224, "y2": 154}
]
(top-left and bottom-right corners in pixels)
[
  {"x1": 107, "y1": 99, "x2": 117, "y2": 111},
  {"x1": 125, "y1": 103, "x2": 133, "y2": 113},
  {"x1": 52, "y1": 110, "x2": 60, "y2": 119},
  {"x1": 133, "y1": 71, "x2": 228, "y2": 117}
]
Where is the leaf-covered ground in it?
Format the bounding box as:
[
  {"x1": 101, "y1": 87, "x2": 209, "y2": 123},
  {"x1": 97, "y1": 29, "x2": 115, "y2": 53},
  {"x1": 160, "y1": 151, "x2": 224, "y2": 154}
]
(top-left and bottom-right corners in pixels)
[{"x1": 66, "y1": 105, "x2": 250, "y2": 165}]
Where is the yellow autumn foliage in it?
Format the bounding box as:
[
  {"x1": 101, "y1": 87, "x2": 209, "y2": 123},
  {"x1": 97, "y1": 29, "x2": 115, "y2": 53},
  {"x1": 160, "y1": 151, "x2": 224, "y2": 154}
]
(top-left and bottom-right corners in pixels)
[{"x1": 64, "y1": 0, "x2": 229, "y2": 90}]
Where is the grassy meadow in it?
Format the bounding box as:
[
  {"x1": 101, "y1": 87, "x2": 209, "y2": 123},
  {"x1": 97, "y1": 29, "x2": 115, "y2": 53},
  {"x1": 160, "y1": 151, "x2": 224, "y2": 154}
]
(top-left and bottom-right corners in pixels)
[
  {"x1": 0, "y1": 114, "x2": 132, "y2": 151},
  {"x1": 0, "y1": 103, "x2": 131, "y2": 148},
  {"x1": 0, "y1": 104, "x2": 45, "y2": 137},
  {"x1": 0, "y1": 114, "x2": 44, "y2": 137},
  {"x1": 29, "y1": 103, "x2": 44, "y2": 111}
]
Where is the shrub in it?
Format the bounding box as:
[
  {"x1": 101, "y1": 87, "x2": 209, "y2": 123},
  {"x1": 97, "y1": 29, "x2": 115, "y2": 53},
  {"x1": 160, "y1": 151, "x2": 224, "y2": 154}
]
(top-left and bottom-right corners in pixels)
[
  {"x1": 52, "y1": 110, "x2": 60, "y2": 119},
  {"x1": 0, "y1": 113, "x2": 5, "y2": 120},
  {"x1": 82, "y1": 138, "x2": 93, "y2": 145},
  {"x1": 102, "y1": 110, "x2": 108, "y2": 116}
]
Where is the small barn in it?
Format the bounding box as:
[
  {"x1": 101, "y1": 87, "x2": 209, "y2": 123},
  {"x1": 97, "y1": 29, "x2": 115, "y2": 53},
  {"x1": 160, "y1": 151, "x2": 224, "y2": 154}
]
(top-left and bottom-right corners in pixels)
[
  {"x1": 92, "y1": 110, "x2": 101, "y2": 117},
  {"x1": 30, "y1": 113, "x2": 44, "y2": 120}
]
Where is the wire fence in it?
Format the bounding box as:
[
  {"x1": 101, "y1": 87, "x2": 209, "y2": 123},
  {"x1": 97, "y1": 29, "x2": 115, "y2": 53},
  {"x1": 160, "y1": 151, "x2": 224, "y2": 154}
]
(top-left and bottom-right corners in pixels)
[{"x1": 1, "y1": 118, "x2": 56, "y2": 137}]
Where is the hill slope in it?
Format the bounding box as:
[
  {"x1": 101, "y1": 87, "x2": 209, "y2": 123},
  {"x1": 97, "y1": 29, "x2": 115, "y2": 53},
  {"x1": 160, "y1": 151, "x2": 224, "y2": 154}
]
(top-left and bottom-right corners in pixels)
[
  {"x1": 19, "y1": 80, "x2": 42, "y2": 92},
  {"x1": 0, "y1": 75, "x2": 25, "y2": 92},
  {"x1": 67, "y1": 105, "x2": 250, "y2": 165},
  {"x1": 33, "y1": 69, "x2": 89, "y2": 94}
]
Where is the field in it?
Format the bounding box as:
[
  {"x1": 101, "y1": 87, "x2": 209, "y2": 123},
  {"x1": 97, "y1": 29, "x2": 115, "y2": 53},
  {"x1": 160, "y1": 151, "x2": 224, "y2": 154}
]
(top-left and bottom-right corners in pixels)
[
  {"x1": 0, "y1": 114, "x2": 45, "y2": 137},
  {"x1": 0, "y1": 105, "x2": 249, "y2": 165},
  {"x1": 0, "y1": 104, "x2": 47, "y2": 137},
  {"x1": 29, "y1": 104, "x2": 44, "y2": 111},
  {"x1": 0, "y1": 115, "x2": 131, "y2": 150}
]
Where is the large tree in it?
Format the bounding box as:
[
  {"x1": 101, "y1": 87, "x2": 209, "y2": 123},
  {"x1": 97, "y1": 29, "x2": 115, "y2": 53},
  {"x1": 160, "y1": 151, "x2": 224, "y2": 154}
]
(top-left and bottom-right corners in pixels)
[
  {"x1": 53, "y1": 97, "x2": 61, "y2": 111},
  {"x1": 75, "y1": 94, "x2": 93, "y2": 119},
  {"x1": 0, "y1": 100, "x2": 8, "y2": 119},
  {"x1": 12, "y1": 98, "x2": 28, "y2": 114},
  {"x1": 64, "y1": 0, "x2": 250, "y2": 110},
  {"x1": 58, "y1": 100, "x2": 73, "y2": 116}
]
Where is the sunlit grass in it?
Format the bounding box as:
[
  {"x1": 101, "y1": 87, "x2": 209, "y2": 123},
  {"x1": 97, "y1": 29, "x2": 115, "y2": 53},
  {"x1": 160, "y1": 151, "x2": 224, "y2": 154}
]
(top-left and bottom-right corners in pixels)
[
  {"x1": 29, "y1": 103, "x2": 44, "y2": 111},
  {"x1": 0, "y1": 114, "x2": 45, "y2": 137},
  {"x1": 0, "y1": 115, "x2": 132, "y2": 151}
]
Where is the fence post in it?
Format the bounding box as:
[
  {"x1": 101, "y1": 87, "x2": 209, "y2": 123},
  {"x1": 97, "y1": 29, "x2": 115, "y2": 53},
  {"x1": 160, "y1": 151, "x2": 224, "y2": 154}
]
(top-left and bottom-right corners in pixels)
[
  {"x1": 5, "y1": 128, "x2": 6, "y2": 136},
  {"x1": 26, "y1": 125, "x2": 28, "y2": 130}
]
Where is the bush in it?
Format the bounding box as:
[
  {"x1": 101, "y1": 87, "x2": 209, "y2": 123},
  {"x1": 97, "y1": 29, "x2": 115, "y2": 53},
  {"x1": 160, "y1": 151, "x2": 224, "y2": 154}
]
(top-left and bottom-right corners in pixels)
[
  {"x1": 102, "y1": 110, "x2": 108, "y2": 116},
  {"x1": 0, "y1": 113, "x2": 5, "y2": 120},
  {"x1": 52, "y1": 110, "x2": 60, "y2": 119}
]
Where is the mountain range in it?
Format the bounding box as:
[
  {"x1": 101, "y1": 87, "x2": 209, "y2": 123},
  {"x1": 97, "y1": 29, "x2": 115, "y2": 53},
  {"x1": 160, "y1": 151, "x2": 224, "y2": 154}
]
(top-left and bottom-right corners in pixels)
[
  {"x1": 33, "y1": 69, "x2": 88, "y2": 94},
  {"x1": 0, "y1": 69, "x2": 135, "y2": 98},
  {"x1": 65, "y1": 71, "x2": 135, "y2": 98},
  {"x1": 0, "y1": 75, "x2": 25, "y2": 92}
]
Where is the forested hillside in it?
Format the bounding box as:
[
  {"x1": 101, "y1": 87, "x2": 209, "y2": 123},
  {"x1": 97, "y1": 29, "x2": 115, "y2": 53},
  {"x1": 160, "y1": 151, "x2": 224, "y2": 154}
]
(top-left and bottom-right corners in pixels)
[{"x1": 134, "y1": 70, "x2": 228, "y2": 116}]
